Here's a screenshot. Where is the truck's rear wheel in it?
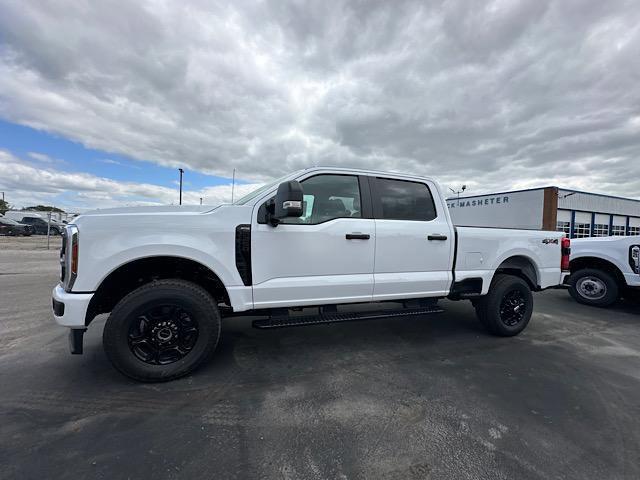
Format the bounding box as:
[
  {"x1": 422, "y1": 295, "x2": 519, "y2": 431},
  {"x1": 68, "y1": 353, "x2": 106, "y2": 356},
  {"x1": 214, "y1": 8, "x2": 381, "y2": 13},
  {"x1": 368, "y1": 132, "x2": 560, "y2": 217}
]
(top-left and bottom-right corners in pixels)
[
  {"x1": 568, "y1": 268, "x2": 619, "y2": 307},
  {"x1": 475, "y1": 274, "x2": 533, "y2": 336},
  {"x1": 103, "y1": 279, "x2": 221, "y2": 382}
]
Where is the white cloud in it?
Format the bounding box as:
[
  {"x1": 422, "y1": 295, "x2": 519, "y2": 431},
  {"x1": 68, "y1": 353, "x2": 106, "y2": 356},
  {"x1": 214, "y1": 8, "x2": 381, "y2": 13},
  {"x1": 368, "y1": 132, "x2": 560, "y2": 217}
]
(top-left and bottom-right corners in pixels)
[
  {"x1": 97, "y1": 158, "x2": 141, "y2": 169},
  {"x1": 0, "y1": 0, "x2": 639, "y2": 198},
  {"x1": 27, "y1": 151, "x2": 65, "y2": 164},
  {"x1": 0, "y1": 151, "x2": 261, "y2": 211}
]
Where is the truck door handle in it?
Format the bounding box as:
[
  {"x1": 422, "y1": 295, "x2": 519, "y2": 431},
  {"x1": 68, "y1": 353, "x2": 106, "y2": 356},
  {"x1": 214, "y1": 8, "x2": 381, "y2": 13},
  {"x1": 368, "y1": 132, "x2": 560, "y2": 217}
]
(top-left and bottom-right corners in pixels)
[
  {"x1": 427, "y1": 234, "x2": 448, "y2": 241},
  {"x1": 346, "y1": 233, "x2": 370, "y2": 240}
]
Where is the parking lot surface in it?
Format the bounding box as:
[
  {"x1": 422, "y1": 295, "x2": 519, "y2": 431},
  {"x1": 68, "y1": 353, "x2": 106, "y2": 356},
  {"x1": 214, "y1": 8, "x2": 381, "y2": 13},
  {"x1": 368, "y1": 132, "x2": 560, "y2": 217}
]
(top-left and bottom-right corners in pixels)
[{"x1": 1, "y1": 241, "x2": 639, "y2": 480}]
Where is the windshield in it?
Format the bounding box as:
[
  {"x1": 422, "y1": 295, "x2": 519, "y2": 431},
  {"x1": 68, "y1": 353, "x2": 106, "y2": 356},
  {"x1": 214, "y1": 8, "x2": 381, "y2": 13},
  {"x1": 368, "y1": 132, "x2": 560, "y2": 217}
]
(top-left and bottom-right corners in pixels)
[
  {"x1": 233, "y1": 171, "x2": 300, "y2": 205},
  {"x1": 1, "y1": 218, "x2": 21, "y2": 225}
]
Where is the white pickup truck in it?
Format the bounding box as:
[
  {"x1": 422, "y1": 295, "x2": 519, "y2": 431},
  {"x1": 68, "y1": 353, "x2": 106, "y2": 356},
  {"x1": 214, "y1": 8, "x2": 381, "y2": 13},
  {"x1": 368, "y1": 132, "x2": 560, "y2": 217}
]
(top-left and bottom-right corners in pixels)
[
  {"x1": 566, "y1": 236, "x2": 640, "y2": 306},
  {"x1": 52, "y1": 167, "x2": 569, "y2": 381}
]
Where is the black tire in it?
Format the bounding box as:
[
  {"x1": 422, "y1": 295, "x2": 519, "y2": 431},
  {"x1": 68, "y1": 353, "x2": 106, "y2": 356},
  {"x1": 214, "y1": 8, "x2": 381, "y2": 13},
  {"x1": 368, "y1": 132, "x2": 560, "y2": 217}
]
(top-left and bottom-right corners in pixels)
[
  {"x1": 103, "y1": 279, "x2": 221, "y2": 382},
  {"x1": 568, "y1": 268, "x2": 619, "y2": 307},
  {"x1": 475, "y1": 274, "x2": 533, "y2": 336},
  {"x1": 623, "y1": 288, "x2": 640, "y2": 304}
]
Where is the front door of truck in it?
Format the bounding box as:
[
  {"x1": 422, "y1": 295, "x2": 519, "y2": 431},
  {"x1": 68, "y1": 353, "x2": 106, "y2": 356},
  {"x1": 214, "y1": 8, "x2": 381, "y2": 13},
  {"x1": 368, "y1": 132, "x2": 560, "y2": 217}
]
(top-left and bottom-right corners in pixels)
[
  {"x1": 251, "y1": 173, "x2": 375, "y2": 309},
  {"x1": 370, "y1": 176, "x2": 455, "y2": 299}
]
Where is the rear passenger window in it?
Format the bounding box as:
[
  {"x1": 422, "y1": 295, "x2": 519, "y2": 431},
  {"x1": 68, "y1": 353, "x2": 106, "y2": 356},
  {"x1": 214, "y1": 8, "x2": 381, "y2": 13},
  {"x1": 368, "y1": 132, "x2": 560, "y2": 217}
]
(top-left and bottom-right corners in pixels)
[{"x1": 375, "y1": 178, "x2": 437, "y2": 221}]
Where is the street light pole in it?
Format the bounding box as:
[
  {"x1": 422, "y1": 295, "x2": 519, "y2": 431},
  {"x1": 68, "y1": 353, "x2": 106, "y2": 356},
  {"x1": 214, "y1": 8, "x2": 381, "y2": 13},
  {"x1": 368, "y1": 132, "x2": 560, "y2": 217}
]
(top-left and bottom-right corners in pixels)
[
  {"x1": 449, "y1": 185, "x2": 467, "y2": 206},
  {"x1": 178, "y1": 168, "x2": 184, "y2": 205},
  {"x1": 231, "y1": 168, "x2": 236, "y2": 203}
]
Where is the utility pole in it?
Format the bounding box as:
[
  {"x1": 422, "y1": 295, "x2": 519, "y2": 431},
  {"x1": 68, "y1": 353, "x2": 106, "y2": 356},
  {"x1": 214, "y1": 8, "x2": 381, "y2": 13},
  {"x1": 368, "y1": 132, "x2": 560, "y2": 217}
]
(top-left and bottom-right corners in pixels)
[
  {"x1": 178, "y1": 168, "x2": 184, "y2": 205},
  {"x1": 449, "y1": 185, "x2": 467, "y2": 206},
  {"x1": 231, "y1": 168, "x2": 236, "y2": 203},
  {"x1": 46, "y1": 208, "x2": 52, "y2": 250}
]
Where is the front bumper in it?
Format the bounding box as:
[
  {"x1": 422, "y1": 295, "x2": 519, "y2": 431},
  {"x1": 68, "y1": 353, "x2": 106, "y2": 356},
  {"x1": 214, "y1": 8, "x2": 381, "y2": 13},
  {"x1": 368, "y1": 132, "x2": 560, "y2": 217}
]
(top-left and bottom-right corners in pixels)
[
  {"x1": 624, "y1": 272, "x2": 640, "y2": 288},
  {"x1": 52, "y1": 284, "x2": 94, "y2": 328}
]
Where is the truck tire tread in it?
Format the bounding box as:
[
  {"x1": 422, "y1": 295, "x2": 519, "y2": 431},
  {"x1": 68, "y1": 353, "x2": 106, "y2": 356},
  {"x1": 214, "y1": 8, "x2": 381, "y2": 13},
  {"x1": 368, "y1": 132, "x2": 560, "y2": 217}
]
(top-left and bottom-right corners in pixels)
[
  {"x1": 475, "y1": 274, "x2": 533, "y2": 337},
  {"x1": 103, "y1": 279, "x2": 221, "y2": 382},
  {"x1": 568, "y1": 268, "x2": 619, "y2": 307}
]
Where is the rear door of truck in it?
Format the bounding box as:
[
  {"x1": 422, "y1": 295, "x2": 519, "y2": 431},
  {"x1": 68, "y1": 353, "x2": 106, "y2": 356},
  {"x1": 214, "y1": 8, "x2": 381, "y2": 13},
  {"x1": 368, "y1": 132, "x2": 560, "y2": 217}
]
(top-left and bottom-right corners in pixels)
[{"x1": 369, "y1": 175, "x2": 455, "y2": 300}]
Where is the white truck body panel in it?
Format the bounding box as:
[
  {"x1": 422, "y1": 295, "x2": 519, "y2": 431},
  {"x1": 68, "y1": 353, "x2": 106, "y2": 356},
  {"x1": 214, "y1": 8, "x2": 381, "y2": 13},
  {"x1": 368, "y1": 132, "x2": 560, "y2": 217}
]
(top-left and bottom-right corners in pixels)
[
  {"x1": 571, "y1": 236, "x2": 640, "y2": 287},
  {"x1": 53, "y1": 167, "x2": 565, "y2": 330},
  {"x1": 252, "y1": 217, "x2": 376, "y2": 308},
  {"x1": 372, "y1": 176, "x2": 456, "y2": 300},
  {"x1": 455, "y1": 227, "x2": 565, "y2": 294}
]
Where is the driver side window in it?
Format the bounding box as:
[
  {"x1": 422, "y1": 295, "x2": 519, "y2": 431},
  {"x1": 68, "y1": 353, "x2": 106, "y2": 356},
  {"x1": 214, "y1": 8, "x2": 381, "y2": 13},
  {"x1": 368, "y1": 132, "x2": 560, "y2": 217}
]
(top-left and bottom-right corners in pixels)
[{"x1": 279, "y1": 174, "x2": 362, "y2": 225}]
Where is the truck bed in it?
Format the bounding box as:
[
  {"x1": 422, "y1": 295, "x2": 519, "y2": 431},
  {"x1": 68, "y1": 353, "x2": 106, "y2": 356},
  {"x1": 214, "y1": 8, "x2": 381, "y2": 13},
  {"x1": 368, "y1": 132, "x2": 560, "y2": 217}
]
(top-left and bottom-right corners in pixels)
[{"x1": 453, "y1": 226, "x2": 565, "y2": 294}]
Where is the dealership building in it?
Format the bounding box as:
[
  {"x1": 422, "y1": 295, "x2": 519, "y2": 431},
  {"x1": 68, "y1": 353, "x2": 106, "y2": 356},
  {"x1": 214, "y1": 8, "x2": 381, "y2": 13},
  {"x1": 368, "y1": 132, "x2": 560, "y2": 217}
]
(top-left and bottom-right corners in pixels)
[{"x1": 447, "y1": 187, "x2": 640, "y2": 238}]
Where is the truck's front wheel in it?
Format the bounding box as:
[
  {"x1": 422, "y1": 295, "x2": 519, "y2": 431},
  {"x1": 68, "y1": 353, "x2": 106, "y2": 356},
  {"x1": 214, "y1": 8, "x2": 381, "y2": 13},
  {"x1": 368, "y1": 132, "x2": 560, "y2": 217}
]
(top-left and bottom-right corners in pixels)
[
  {"x1": 103, "y1": 279, "x2": 221, "y2": 382},
  {"x1": 568, "y1": 268, "x2": 619, "y2": 307},
  {"x1": 475, "y1": 274, "x2": 533, "y2": 336}
]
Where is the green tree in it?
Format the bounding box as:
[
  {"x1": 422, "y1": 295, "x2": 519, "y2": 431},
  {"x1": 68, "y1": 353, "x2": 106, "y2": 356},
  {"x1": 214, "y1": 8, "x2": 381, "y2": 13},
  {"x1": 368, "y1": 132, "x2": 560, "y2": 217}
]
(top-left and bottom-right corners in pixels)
[
  {"x1": 22, "y1": 205, "x2": 66, "y2": 213},
  {"x1": 0, "y1": 199, "x2": 10, "y2": 215}
]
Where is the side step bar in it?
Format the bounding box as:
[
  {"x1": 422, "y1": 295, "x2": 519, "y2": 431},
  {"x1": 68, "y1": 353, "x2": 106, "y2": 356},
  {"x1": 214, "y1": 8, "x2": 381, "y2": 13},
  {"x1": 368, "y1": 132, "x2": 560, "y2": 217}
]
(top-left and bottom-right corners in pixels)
[{"x1": 252, "y1": 305, "x2": 444, "y2": 329}]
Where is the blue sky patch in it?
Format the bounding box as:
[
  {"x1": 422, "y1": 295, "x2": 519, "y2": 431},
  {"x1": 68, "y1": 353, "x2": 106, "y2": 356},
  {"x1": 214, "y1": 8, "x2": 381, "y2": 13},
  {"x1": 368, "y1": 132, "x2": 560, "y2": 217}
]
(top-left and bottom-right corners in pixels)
[{"x1": 0, "y1": 119, "x2": 241, "y2": 190}]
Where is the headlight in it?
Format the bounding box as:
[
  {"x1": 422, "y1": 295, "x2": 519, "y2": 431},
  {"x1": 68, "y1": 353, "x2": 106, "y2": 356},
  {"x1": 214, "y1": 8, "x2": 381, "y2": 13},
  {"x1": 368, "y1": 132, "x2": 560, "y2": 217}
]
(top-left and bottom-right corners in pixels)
[
  {"x1": 631, "y1": 245, "x2": 640, "y2": 275},
  {"x1": 60, "y1": 225, "x2": 79, "y2": 291}
]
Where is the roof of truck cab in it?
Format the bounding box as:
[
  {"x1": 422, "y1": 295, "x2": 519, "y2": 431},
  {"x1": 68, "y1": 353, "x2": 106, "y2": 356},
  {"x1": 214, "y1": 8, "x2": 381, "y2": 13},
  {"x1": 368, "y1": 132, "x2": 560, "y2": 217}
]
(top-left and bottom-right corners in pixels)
[{"x1": 301, "y1": 166, "x2": 436, "y2": 183}]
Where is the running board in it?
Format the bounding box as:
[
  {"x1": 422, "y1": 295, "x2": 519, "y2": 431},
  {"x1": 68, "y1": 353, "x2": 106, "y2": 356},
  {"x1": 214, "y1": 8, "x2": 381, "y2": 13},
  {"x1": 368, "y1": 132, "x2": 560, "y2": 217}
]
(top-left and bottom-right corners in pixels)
[{"x1": 252, "y1": 305, "x2": 444, "y2": 329}]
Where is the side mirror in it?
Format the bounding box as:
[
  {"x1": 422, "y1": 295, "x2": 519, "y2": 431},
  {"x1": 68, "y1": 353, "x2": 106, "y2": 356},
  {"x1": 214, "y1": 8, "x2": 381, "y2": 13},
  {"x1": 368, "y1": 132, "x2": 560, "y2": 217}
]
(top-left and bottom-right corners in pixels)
[{"x1": 269, "y1": 180, "x2": 303, "y2": 226}]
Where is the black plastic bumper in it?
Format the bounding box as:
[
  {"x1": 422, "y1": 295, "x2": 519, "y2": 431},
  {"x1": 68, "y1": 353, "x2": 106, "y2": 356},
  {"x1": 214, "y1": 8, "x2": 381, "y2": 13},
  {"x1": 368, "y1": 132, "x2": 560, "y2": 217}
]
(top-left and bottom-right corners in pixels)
[
  {"x1": 52, "y1": 298, "x2": 65, "y2": 317},
  {"x1": 68, "y1": 328, "x2": 86, "y2": 355}
]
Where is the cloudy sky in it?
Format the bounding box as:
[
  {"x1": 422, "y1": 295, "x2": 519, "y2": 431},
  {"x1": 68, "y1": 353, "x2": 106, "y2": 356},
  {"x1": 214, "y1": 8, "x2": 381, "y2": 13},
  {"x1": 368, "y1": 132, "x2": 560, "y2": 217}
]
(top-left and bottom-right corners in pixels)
[{"x1": 0, "y1": 0, "x2": 639, "y2": 210}]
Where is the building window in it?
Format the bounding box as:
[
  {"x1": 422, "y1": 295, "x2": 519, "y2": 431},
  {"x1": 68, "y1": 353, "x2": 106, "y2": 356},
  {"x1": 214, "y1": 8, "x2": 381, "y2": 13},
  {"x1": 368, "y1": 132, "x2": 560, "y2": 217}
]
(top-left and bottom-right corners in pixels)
[
  {"x1": 592, "y1": 224, "x2": 609, "y2": 237},
  {"x1": 611, "y1": 225, "x2": 626, "y2": 236},
  {"x1": 629, "y1": 226, "x2": 640, "y2": 236},
  {"x1": 574, "y1": 223, "x2": 591, "y2": 238},
  {"x1": 556, "y1": 221, "x2": 570, "y2": 235}
]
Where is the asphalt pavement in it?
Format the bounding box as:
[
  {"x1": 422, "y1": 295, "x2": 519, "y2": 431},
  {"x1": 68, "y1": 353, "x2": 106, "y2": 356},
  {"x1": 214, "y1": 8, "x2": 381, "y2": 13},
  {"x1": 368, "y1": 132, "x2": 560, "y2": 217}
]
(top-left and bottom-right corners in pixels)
[{"x1": 1, "y1": 237, "x2": 639, "y2": 479}]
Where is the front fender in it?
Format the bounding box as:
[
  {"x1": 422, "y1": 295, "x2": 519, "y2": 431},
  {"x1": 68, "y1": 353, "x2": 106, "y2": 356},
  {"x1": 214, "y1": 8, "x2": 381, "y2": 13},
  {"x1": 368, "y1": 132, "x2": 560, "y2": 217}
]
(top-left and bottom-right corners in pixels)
[
  {"x1": 75, "y1": 244, "x2": 241, "y2": 293},
  {"x1": 70, "y1": 208, "x2": 248, "y2": 293}
]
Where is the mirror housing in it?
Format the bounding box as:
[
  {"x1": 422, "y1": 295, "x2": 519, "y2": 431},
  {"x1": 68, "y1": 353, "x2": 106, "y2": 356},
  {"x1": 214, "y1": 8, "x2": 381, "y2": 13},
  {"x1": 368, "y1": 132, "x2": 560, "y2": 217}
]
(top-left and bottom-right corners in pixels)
[{"x1": 269, "y1": 180, "x2": 303, "y2": 226}]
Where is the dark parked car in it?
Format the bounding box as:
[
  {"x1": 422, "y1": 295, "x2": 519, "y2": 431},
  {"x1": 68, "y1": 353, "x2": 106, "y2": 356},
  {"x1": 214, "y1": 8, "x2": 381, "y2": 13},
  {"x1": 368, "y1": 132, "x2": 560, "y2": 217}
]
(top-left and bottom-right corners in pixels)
[
  {"x1": 0, "y1": 218, "x2": 34, "y2": 236},
  {"x1": 15, "y1": 216, "x2": 63, "y2": 235}
]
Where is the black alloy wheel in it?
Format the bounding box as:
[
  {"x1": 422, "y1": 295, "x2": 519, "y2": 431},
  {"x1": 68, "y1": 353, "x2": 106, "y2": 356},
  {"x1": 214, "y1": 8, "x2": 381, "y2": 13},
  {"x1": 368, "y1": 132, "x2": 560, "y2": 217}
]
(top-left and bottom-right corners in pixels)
[
  {"x1": 499, "y1": 289, "x2": 527, "y2": 327},
  {"x1": 128, "y1": 304, "x2": 199, "y2": 365},
  {"x1": 475, "y1": 274, "x2": 533, "y2": 337},
  {"x1": 103, "y1": 279, "x2": 222, "y2": 382}
]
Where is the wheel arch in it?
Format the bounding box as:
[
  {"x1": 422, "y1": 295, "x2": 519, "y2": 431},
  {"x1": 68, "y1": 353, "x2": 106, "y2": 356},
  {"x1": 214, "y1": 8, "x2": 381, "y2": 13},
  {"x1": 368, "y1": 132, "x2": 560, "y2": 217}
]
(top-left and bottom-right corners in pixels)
[
  {"x1": 569, "y1": 256, "x2": 626, "y2": 288},
  {"x1": 493, "y1": 255, "x2": 539, "y2": 290},
  {"x1": 85, "y1": 256, "x2": 231, "y2": 326}
]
